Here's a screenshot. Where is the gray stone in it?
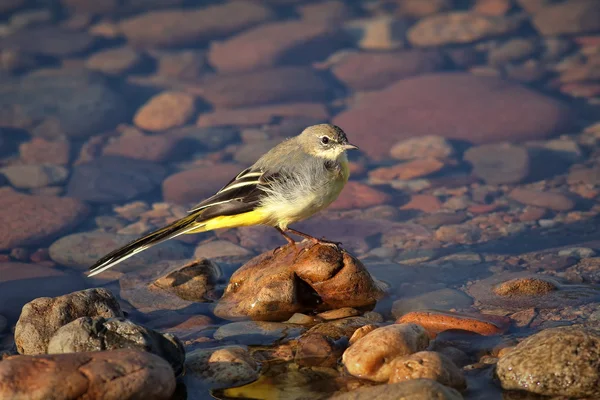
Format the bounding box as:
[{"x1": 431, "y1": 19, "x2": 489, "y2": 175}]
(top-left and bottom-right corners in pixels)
[
  {"x1": 185, "y1": 345, "x2": 259, "y2": 389},
  {"x1": 0, "y1": 164, "x2": 69, "y2": 188}
]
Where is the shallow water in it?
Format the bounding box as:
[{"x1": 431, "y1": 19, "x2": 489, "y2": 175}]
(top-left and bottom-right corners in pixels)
[{"x1": 1, "y1": 0, "x2": 600, "y2": 399}]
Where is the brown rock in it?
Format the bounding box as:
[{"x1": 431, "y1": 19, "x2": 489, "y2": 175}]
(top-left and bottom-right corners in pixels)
[
  {"x1": 474, "y1": 0, "x2": 513, "y2": 15},
  {"x1": 198, "y1": 67, "x2": 332, "y2": 108},
  {"x1": 209, "y1": 20, "x2": 350, "y2": 72},
  {"x1": 568, "y1": 167, "x2": 600, "y2": 185},
  {"x1": 14, "y1": 288, "x2": 124, "y2": 354},
  {"x1": 331, "y1": 379, "x2": 463, "y2": 400},
  {"x1": 197, "y1": 103, "x2": 328, "y2": 128},
  {"x1": 369, "y1": 158, "x2": 444, "y2": 181},
  {"x1": 329, "y1": 181, "x2": 391, "y2": 210},
  {"x1": 390, "y1": 135, "x2": 455, "y2": 161},
  {"x1": 186, "y1": 346, "x2": 259, "y2": 389},
  {"x1": 329, "y1": 50, "x2": 445, "y2": 91},
  {"x1": 154, "y1": 49, "x2": 206, "y2": 79},
  {"x1": 0, "y1": 350, "x2": 176, "y2": 400},
  {"x1": 493, "y1": 277, "x2": 557, "y2": 296},
  {"x1": 349, "y1": 324, "x2": 379, "y2": 345},
  {"x1": 395, "y1": 0, "x2": 453, "y2": 17},
  {"x1": 134, "y1": 91, "x2": 197, "y2": 132},
  {"x1": 434, "y1": 224, "x2": 481, "y2": 244},
  {"x1": 153, "y1": 259, "x2": 220, "y2": 302},
  {"x1": 103, "y1": 129, "x2": 181, "y2": 162},
  {"x1": 118, "y1": 1, "x2": 274, "y2": 48},
  {"x1": 295, "y1": 332, "x2": 344, "y2": 367},
  {"x1": 389, "y1": 351, "x2": 466, "y2": 391},
  {"x1": 407, "y1": 12, "x2": 521, "y2": 47},
  {"x1": 509, "y1": 188, "x2": 575, "y2": 211},
  {"x1": 333, "y1": 73, "x2": 575, "y2": 160},
  {"x1": 342, "y1": 324, "x2": 430, "y2": 382},
  {"x1": 214, "y1": 242, "x2": 385, "y2": 321},
  {"x1": 397, "y1": 310, "x2": 509, "y2": 337},
  {"x1": 0, "y1": 188, "x2": 88, "y2": 251},
  {"x1": 19, "y1": 138, "x2": 70, "y2": 165},
  {"x1": 532, "y1": 0, "x2": 600, "y2": 36},
  {"x1": 298, "y1": 0, "x2": 354, "y2": 23},
  {"x1": 0, "y1": 26, "x2": 96, "y2": 57},
  {"x1": 464, "y1": 143, "x2": 530, "y2": 184},
  {"x1": 162, "y1": 163, "x2": 243, "y2": 205},
  {"x1": 400, "y1": 194, "x2": 442, "y2": 213},
  {"x1": 85, "y1": 47, "x2": 143, "y2": 75}
]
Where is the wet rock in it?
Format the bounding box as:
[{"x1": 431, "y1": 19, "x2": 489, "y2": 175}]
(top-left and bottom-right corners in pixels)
[
  {"x1": 0, "y1": 349, "x2": 176, "y2": 400},
  {"x1": 194, "y1": 240, "x2": 252, "y2": 262},
  {"x1": 19, "y1": 138, "x2": 70, "y2": 165},
  {"x1": 344, "y1": 16, "x2": 409, "y2": 50},
  {"x1": 166, "y1": 126, "x2": 238, "y2": 150},
  {"x1": 154, "y1": 49, "x2": 206, "y2": 79},
  {"x1": 0, "y1": 188, "x2": 88, "y2": 251},
  {"x1": 392, "y1": 288, "x2": 473, "y2": 318},
  {"x1": 0, "y1": 69, "x2": 127, "y2": 138},
  {"x1": 332, "y1": 378, "x2": 463, "y2": 400},
  {"x1": 474, "y1": 0, "x2": 512, "y2": 15},
  {"x1": 295, "y1": 332, "x2": 344, "y2": 367},
  {"x1": 209, "y1": 20, "x2": 350, "y2": 72},
  {"x1": 103, "y1": 129, "x2": 182, "y2": 162},
  {"x1": 118, "y1": 1, "x2": 273, "y2": 48},
  {"x1": 467, "y1": 272, "x2": 600, "y2": 309},
  {"x1": 318, "y1": 307, "x2": 360, "y2": 320},
  {"x1": 488, "y1": 38, "x2": 538, "y2": 66},
  {"x1": 400, "y1": 194, "x2": 442, "y2": 214},
  {"x1": 395, "y1": 0, "x2": 453, "y2": 17},
  {"x1": 298, "y1": 0, "x2": 354, "y2": 23},
  {"x1": 342, "y1": 324, "x2": 429, "y2": 382},
  {"x1": 14, "y1": 288, "x2": 124, "y2": 355},
  {"x1": 464, "y1": 143, "x2": 530, "y2": 184},
  {"x1": 333, "y1": 73, "x2": 575, "y2": 160},
  {"x1": 349, "y1": 324, "x2": 378, "y2": 345},
  {"x1": 199, "y1": 67, "x2": 332, "y2": 109},
  {"x1": 153, "y1": 259, "x2": 220, "y2": 302},
  {"x1": 185, "y1": 345, "x2": 259, "y2": 389},
  {"x1": 134, "y1": 91, "x2": 197, "y2": 132},
  {"x1": 67, "y1": 156, "x2": 166, "y2": 203},
  {"x1": 390, "y1": 135, "x2": 455, "y2": 161},
  {"x1": 509, "y1": 188, "x2": 575, "y2": 211},
  {"x1": 214, "y1": 321, "x2": 304, "y2": 346},
  {"x1": 434, "y1": 224, "x2": 481, "y2": 244},
  {"x1": 162, "y1": 163, "x2": 243, "y2": 205},
  {"x1": 47, "y1": 316, "x2": 185, "y2": 375},
  {"x1": 558, "y1": 247, "x2": 596, "y2": 260},
  {"x1": 329, "y1": 50, "x2": 445, "y2": 91},
  {"x1": 407, "y1": 12, "x2": 521, "y2": 47},
  {"x1": 389, "y1": 351, "x2": 466, "y2": 390},
  {"x1": 196, "y1": 102, "x2": 328, "y2": 128},
  {"x1": 531, "y1": 0, "x2": 600, "y2": 36},
  {"x1": 397, "y1": 311, "x2": 509, "y2": 337},
  {"x1": 496, "y1": 326, "x2": 600, "y2": 397},
  {"x1": 330, "y1": 181, "x2": 391, "y2": 210},
  {"x1": 307, "y1": 316, "x2": 373, "y2": 340},
  {"x1": 85, "y1": 47, "x2": 144, "y2": 75},
  {"x1": 369, "y1": 158, "x2": 445, "y2": 182},
  {"x1": 568, "y1": 166, "x2": 600, "y2": 185},
  {"x1": 0, "y1": 26, "x2": 96, "y2": 57},
  {"x1": 214, "y1": 242, "x2": 385, "y2": 321},
  {"x1": 49, "y1": 231, "x2": 190, "y2": 271},
  {"x1": 0, "y1": 164, "x2": 68, "y2": 189}
]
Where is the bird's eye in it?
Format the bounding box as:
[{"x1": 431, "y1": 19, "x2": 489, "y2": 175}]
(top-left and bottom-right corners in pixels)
[{"x1": 321, "y1": 136, "x2": 330, "y2": 144}]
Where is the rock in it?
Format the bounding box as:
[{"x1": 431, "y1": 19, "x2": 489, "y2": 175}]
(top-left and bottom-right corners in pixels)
[
  {"x1": 298, "y1": 0, "x2": 353, "y2": 23},
  {"x1": 198, "y1": 67, "x2": 332, "y2": 109},
  {"x1": 0, "y1": 26, "x2": 96, "y2": 57},
  {"x1": 103, "y1": 129, "x2": 182, "y2": 162},
  {"x1": 0, "y1": 188, "x2": 88, "y2": 251},
  {"x1": 395, "y1": 0, "x2": 453, "y2": 17},
  {"x1": 19, "y1": 138, "x2": 70, "y2": 165},
  {"x1": 397, "y1": 311, "x2": 509, "y2": 337},
  {"x1": 389, "y1": 351, "x2": 466, "y2": 390},
  {"x1": 330, "y1": 181, "x2": 391, "y2": 210},
  {"x1": 196, "y1": 102, "x2": 328, "y2": 128},
  {"x1": 509, "y1": 188, "x2": 574, "y2": 211},
  {"x1": 369, "y1": 159, "x2": 445, "y2": 182},
  {"x1": 342, "y1": 324, "x2": 429, "y2": 382},
  {"x1": 558, "y1": 247, "x2": 596, "y2": 259},
  {"x1": 47, "y1": 316, "x2": 185, "y2": 375},
  {"x1": 0, "y1": 164, "x2": 69, "y2": 189},
  {"x1": 166, "y1": 126, "x2": 238, "y2": 150},
  {"x1": 531, "y1": 0, "x2": 600, "y2": 36},
  {"x1": 390, "y1": 135, "x2": 455, "y2": 161},
  {"x1": 214, "y1": 242, "x2": 385, "y2": 321},
  {"x1": 400, "y1": 194, "x2": 442, "y2": 214},
  {"x1": 295, "y1": 332, "x2": 344, "y2": 367},
  {"x1": 348, "y1": 324, "x2": 378, "y2": 345},
  {"x1": 60, "y1": 0, "x2": 184, "y2": 15},
  {"x1": 194, "y1": 240, "x2": 252, "y2": 261},
  {"x1": 568, "y1": 167, "x2": 600, "y2": 185},
  {"x1": 329, "y1": 50, "x2": 445, "y2": 92},
  {"x1": 0, "y1": 69, "x2": 127, "y2": 138},
  {"x1": 49, "y1": 231, "x2": 190, "y2": 271},
  {"x1": 307, "y1": 316, "x2": 373, "y2": 340},
  {"x1": 331, "y1": 379, "x2": 463, "y2": 400},
  {"x1": 493, "y1": 277, "x2": 557, "y2": 296},
  {"x1": 317, "y1": 307, "x2": 360, "y2": 320},
  {"x1": 154, "y1": 49, "x2": 206, "y2": 79},
  {"x1": 464, "y1": 143, "x2": 530, "y2": 184},
  {"x1": 153, "y1": 259, "x2": 220, "y2": 302},
  {"x1": 0, "y1": 349, "x2": 176, "y2": 400},
  {"x1": 85, "y1": 47, "x2": 144, "y2": 75},
  {"x1": 496, "y1": 326, "x2": 600, "y2": 397},
  {"x1": 434, "y1": 224, "x2": 481, "y2": 244},
  {"x1": 134, "y1": 91, "x2": 197, "y2": 132},
  {"x1": 214, "y1": 321, "x2": 304, "y2": 345},
  {"x1": 488, "y1": 38, "x2": 538, "y2": 66},
  {"x1": 344, "y1": 16, "x2": 409, "y2": 50},
  {"x1": 162, "y1": 163, "x2": 243, "y2": 205},
  {"x1": 67, "y1": 156, "x2": 166, "y2": 203},
  {"x1": 333, "y1": 73, "x2": 575, "y2": 160},
  {"x1": 185, "y1": 345, "x2": 259, "y2": 389},
  {"x1": 209, "y1": 20, "x2": 350, "y2": 72},
  {"x1": 407, "y1": 12, "x2": 521, "y2": 47},
  {"x1": 474, "y1": 0, "x2": 512, "y2": 15},
  {"x1": 118, "y1": 1, "x2": 274, "y2": 48},
  {"x1": 14, "y1": 288, "x2": 124, "y2": 355},
  {"x1": 392, "y1": 288, "x2": 473, "y2": 318}
]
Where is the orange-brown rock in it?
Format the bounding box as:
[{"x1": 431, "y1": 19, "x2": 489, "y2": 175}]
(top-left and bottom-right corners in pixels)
[
  {"x1": 370, "y1": 159, "x2": 445, "y2": 181},
  {"x1": 389, "y1": 351, "x2": 466, "y2": 390},
  {"x1": 330, "y1": 181, "x2": 391, "y2": 210},
  {"x1": 0, "y1": 349, "x2": 176, "y2": 400},
  {"x1": 134, "y1": 91, "x2": 197, "y2": 132},
  {"x1": 214, "y1": 242, "x2": 385, "y2": 321},
  {"x1": 397, "y1": 310, "x2": 510, "y2": 337}
]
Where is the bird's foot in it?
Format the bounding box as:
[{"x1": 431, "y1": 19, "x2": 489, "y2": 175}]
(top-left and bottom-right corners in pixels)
[{"x1": 310, "y1": 237, "x2": 343, "y2": 248}]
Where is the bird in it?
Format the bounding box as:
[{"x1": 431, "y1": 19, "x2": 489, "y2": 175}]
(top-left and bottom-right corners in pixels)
[{"x1": 88, "y1": 124, "x2": 358, "y2": 277}]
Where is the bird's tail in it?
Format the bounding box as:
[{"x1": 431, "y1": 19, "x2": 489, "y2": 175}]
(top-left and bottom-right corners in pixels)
[{"x1": 87, "y1": 213, "x2": 203, "y2": 277}]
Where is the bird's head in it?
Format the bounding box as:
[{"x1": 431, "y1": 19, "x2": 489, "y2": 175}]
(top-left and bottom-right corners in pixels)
[{"x1": 299, "y1": 124, "x2": 358, "y2": 160}]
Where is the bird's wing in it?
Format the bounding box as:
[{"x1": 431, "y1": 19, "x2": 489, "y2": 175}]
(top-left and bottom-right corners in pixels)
[{"x1": 188, "y1": 166, "x2": 280, "y2": 220}]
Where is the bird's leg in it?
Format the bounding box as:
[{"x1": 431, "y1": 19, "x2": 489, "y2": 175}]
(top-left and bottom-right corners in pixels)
[
  {"x1": 285, "y1": 227, "x2": 342, "y2": 247},
  {"x1": 275, "y1": 227, "x2": 296, "y2": 245}
]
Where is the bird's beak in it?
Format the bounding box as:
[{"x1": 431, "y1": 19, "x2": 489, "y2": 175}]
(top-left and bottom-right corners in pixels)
[{"x1": 343, "y1": 143, "x2": 359, "y2": 150}]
